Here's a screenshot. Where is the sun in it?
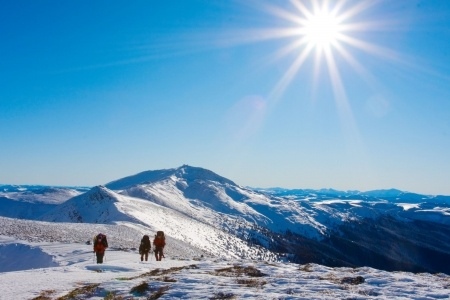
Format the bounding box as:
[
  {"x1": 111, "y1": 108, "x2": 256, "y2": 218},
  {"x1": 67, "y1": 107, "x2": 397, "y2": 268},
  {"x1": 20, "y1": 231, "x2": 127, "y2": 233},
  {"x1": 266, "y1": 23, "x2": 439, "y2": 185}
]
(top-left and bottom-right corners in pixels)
[
  {"x1": 244, "y1": 0, "x2": 394, "y2": 102},
  {"x1": 302, "y1": 9, "x2": 342, "y2": 50},
  {"x1": 216, "y1": 0, "x2": 397, "y2": 112},
  {"x1": 232, "y1": 0, "x2": 400, "y2": 146}
]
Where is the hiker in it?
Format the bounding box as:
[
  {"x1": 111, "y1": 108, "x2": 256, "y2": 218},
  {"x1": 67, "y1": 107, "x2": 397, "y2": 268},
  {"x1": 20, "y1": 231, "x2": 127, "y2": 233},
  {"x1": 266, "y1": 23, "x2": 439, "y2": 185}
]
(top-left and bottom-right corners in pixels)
[
  {"x1": 139, "y1": 234, "x2": 151, "y2": 261},
  {"x1": 153, "y1": 231, "x2": 166, "y2": 261},
  {"x1": 93, "y1": 233, "x2": 108, "y2": 264}
]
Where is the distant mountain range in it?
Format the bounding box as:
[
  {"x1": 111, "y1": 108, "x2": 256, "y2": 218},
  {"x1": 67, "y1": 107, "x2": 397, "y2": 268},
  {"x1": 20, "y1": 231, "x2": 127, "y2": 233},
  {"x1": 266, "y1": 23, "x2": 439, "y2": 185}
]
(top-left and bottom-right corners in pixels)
[{"x1": 1, "y1": 165, "x2": 450, "y2": 274}]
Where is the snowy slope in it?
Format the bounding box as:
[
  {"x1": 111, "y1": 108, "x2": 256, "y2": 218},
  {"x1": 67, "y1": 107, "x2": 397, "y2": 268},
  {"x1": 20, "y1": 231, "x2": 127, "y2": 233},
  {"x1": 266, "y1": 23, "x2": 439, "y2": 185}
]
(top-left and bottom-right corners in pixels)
[
  {"x1": 106, "y1": 165, "x2": 236, "y2": 190},
  {"x1": 107, "y1": 166, "x2": 328, "y2": 239},
  {"x1": 0, "y1": 216, "x2": 204, "y2": 263},
  {"x1": 0, "y1": 185, "x2": 85, "y2": 219},
  {"x1": 2, "y1": 165, "x2": 450, "y2": 275},
  {"x1": 106, "y1": 166, "x2": 450, "y2": 238},
  {"x1": 39, "y1": 186, "x2": 141, "y2": 224},
  {"x1": 1, "y1": 234, "x2": 449, "y2": 299},
  {"x1": 38, "y1": 186, "x2": 275, "y2": 260},
  {"x1": 101, "y1": 165, "x2": 450, "y2": 274},
  {"x1": 108, "y1": 165, "x2": 268, "y2": 223},
  {"x1": 0, "y1": 185, "x2": 87, "y2": 204}
]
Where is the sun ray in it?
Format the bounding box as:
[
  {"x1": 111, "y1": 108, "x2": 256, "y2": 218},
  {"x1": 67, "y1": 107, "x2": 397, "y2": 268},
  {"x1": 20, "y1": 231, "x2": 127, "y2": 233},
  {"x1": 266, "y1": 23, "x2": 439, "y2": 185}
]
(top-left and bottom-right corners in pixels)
[
  {"x1": 338, "y1": 34, "x2": 400, "y2": 61},
  {"x1": 309, "y1": 46, "x2": 324, "y2": 103},
  {"x1": 240, "y1": 0, "x2": 402, "y2": 107},
  {"x1": 212, "y1": 28, "x2": 298, "y2": 47},
  {"x1": 333, "y1": 42, "x2": 381, "y2": 90},
  {"x1": 323, "y1": 42, "x2": 373, "y2": 176},
  {"x1": 324, "y1": 48, "x2": 347, "y2": 105},
  {"x1": 339, "y1": 19, "x2": 400, "y2": 32},
  {"x1": 260, "y1": 1, "x2": 306, "y2": 24},
  {"x1": 334, "y1": 46, "x2": 371, "y2": 78},
  {"x1": 323, "y1": 47, "x2": 362, "y2": 150},
  {"x1": 220, "y1": 0, "x2": 409, "y2": 153},
  {"x1": 290, "y1": 0, "x2": 314, "y2": 22},
  {"x1": 269, "y1": 43, "x2": 315, "y2": 101},
  {"x1": 336, "y1": 0, "x2": 379, "y2": 23},
  {"x1": 271, "y1": 36, "x2": 309, "y2": 63}
]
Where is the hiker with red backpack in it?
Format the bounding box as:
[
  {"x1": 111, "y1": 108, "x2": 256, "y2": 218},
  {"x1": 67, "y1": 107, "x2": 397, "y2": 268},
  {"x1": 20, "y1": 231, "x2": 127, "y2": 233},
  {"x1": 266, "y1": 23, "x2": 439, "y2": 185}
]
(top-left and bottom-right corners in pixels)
[
  {"x1": 139, "y1": 235, "x2": 151, "y2": 261},
  {"x1": 153, "y1": 231, "x2": 165, "y2": 261},
  {"x1": 93, "y1": 233, "x2": 108, "y2": 264}
]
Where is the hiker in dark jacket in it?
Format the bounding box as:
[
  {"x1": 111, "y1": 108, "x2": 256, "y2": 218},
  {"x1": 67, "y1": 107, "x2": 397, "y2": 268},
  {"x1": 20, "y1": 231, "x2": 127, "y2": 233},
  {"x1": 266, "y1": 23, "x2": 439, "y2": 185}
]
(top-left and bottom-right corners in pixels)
[
  {"x1": 139, "y1": 235, "x2": 151, "y2": 261},
  {"x1": 153, "y1": 231, "x2": 166, "y2": 261},
  {"x1": 93, "y1": 233, "x2": 108, "y2": 264}
]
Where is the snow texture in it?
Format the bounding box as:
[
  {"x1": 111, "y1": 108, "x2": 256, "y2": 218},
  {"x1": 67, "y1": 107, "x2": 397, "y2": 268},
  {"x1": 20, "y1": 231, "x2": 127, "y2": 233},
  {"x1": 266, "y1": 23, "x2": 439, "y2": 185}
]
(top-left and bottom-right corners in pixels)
[
  {"x1": 1, "y1": 232, "x2": 449, "y2": 299},
  {"x1": 1, "y1": 166, "x2": 450, "y2": 298}
]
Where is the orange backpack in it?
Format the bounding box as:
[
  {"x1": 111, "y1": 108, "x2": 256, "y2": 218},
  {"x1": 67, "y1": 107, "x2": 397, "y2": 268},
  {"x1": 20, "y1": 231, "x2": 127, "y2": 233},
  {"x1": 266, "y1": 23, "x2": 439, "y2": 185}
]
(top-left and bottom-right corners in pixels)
[
  {"x1": 153, "y1": 231, "x2": 165, "y2": 247},
  {"x1": 93, "y1": 233, "x2": 108, "y2": 252}
]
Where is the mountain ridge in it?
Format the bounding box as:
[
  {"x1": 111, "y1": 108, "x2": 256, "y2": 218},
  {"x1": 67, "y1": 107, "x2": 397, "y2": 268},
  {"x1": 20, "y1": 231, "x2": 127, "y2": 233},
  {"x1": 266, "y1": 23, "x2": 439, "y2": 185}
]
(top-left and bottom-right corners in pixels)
[{"x1": 1, "y1": 165, "x2": 450, "y2": 274}]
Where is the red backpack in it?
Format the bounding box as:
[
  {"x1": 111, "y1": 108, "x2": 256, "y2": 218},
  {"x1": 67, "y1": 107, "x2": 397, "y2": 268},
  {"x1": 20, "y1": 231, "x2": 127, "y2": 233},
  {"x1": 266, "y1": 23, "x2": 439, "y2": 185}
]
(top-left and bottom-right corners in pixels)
[
  {"x1": 153, "y1": 231, "x2": 165, "y2": 247},
  {"x1": 94, "y1": 233, "x2": 108, "y2": 249}
]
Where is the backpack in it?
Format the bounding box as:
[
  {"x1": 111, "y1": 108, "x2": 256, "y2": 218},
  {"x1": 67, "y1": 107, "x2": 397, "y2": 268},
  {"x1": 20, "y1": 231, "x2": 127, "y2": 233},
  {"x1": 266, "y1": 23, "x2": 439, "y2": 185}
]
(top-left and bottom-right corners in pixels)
[
  {"x1": 153, "y1": 231, "x2": 165, "y2": 247},
  {"x1": 139, "y1": 235, "x2": 151, "y2": 252},
  {"x1": 94, "y1": 233, "x2": 108, "y2": 248}
]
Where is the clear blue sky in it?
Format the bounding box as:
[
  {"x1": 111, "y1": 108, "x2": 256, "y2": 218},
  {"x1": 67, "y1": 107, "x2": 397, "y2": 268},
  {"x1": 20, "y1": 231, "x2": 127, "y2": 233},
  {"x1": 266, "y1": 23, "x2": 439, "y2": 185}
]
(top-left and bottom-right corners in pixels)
[{"x1": 1, "y1": 0, "x2": 450, "y2": 195}]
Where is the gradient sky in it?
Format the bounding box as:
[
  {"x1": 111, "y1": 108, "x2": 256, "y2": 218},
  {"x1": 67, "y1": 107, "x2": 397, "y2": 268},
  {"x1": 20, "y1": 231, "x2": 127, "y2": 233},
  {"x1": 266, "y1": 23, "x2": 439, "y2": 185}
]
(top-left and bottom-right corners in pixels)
[{"x1": 1, "y1": 0, "x2": 450, "y2": 195}]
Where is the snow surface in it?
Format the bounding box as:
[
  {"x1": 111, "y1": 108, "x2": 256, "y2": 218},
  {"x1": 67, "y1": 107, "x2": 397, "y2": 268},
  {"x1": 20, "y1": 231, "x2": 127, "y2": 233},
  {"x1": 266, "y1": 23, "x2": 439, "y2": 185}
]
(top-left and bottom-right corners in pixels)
[
  {"x1": 398, "y1": 203, "x2": 421, "y2": 211},
  {"x1": 1, "y1": 211, "x2": 449, "y2": 299},
  {"x1": 1, "y1": 167, "x2": 450, "y2": 298},
  {"x1": 1, "y1": 235, "x2": 449, "y2": 299}
]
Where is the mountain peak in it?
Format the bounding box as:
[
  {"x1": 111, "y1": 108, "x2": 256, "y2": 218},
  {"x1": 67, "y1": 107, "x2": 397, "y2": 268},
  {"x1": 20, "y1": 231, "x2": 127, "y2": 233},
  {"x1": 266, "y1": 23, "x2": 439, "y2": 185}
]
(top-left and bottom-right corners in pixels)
[
  {"x1": 85, "y1": 185, "x2": 117, "y2": 203},
  {"x1": 174, "y1": 165, "x2": 236, "y2": 186},
  {"x1": 39, "y1": 185, "x2": 126, "y2": 223},
  {"x1": 105, "y1": 165, "x2": 236, "y2": 190}
]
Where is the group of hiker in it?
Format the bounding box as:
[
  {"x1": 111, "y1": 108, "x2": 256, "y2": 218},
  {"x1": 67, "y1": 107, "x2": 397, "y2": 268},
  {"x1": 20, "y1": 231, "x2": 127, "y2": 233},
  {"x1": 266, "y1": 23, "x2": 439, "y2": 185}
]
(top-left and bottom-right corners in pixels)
[
  {"x1": 93, "y1": 231, "x2": 166, "y2": 264},
  {"x1": 138, "y1": 231, "x2": 166, "y2": 262}
]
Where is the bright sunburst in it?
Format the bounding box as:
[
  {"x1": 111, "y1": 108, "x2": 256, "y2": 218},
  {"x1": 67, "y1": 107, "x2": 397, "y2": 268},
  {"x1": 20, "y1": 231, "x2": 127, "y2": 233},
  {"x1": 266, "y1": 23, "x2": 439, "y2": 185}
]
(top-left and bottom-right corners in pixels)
[
  {"x1": 253, "y1": 0, "x2": 396, "y2": 105},
  {"x1": 207, "y1": 0, "x2": 400, "y2": 145},
  {"x1": 301, "y1": 7, "x2": 342, "y2": 50},
  {"x1": 234, "y1": 0, "x2": 400, "y2": 152}
]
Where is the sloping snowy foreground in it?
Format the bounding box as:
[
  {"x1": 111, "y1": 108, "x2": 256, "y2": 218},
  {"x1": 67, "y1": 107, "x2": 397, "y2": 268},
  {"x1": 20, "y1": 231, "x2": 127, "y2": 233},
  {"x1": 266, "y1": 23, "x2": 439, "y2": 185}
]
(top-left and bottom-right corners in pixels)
[{"x1": 1, "y1": 238, "x2": 449, "y2": 299}]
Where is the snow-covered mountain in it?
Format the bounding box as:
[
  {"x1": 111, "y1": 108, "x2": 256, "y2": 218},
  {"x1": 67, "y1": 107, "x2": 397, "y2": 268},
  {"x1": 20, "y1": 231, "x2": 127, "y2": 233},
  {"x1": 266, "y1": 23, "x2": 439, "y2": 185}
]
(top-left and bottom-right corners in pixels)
[
  {"x1": 38, "y1": 184, "x2": 275, "y2": 260},
  {"x1": 0, "y1": 184, "x2": 88, "y2": 204},
  {"x1": 1, "y1": 165, "x2": 450, "y2": 275},
  {"x1": 0, "y1": 185, "x2": 86, "y2": 219}
]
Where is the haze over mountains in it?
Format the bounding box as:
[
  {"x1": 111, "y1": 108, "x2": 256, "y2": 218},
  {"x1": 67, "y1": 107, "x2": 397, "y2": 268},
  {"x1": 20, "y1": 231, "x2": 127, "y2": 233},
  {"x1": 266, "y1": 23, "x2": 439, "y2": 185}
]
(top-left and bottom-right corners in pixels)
[{"x1": 1, "y1": 165, "x2": 450, "y2": 274}]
